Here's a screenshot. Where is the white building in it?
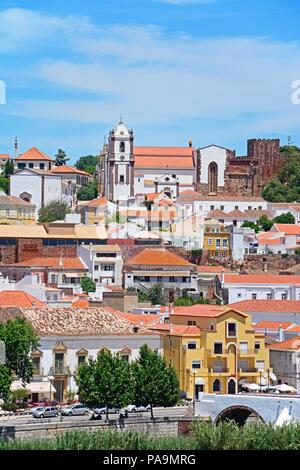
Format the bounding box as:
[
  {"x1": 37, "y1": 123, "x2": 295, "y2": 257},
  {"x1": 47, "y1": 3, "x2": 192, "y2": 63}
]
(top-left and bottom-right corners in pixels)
[
  {"x1": 14, "y1": 147, "x2": 53, "y2": 171},
  {"x1": 230, "y1": 226, "x2": 258, "y2": 261},
  {"x1": 218, "y1": 273, "x2": 300, "y2": 304},
  {"x1": 78, "y1": 244, "x2": 123, "y2": 287},
  {"x1": 5, "y1": 306, "x2": 162, "y2": 402},
  {"x1": 10, "y1": 168, "x2": 62, "y2": 217},
  {"x1": 269, "y1": 337, "x2": 300, "y2": 393}
]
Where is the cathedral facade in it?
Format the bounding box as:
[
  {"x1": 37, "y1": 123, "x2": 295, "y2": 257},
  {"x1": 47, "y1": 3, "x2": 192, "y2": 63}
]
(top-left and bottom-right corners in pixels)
[{"x1": 99, "y1": 120, "x2": 283, "y2": 203}]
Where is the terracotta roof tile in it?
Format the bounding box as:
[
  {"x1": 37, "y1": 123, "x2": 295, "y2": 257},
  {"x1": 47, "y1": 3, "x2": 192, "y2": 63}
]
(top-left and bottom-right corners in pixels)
[
  {"x1": 51, "y1": 165, "x2": 90, "y2": 176},
  {"x1": 253, "y1": 321, "x2": 294, "y2": 330},
  {"x1": 128, "y1": 248, "x2": 193, "y2": 266},
  {"x1": 0, "y1": 307, "x2": 156, "y2": 336},
  {"x1": 150, "y1": 324, "x2": 201, "y2": 335},
  {"x1": 197, "y1": 265, "x2": 230, "y2": 273},
  {"x1": 222, "y1": 274, "x2": 300, "y2": 285},
  {"x1": 229, "y1": 300, "x2": 300, "y2": 313},
  {"x1": 134, "y1": 147, "x2": 195, "y2": 169},
  {"x1": 268, "y1": 336, "x2": 300, "y2": 350},
  {"x1": 170, "y1": 304, "x2": 225, "y2": 318},
  {"x1": 273, "y1": 224, "x2": 300, "y2": 235},
  {"x1": 0, "y1": 154, "x2": 10, "y2": 160},
  {"x1": 84, "y1": 196, "x2": 108, "y2": 207},
  {"x1": 15, "y1": 147, "x2": 53, "y2": 161},
  {"x1": 120, "y1": 313, "x2": 161, "y2": 326},
  {"x1": 0, "y1": 291, "x2": 45, "y2": 307},
  {"x1": 10, "y1": 257, "x2": 88, "y2": 270}
]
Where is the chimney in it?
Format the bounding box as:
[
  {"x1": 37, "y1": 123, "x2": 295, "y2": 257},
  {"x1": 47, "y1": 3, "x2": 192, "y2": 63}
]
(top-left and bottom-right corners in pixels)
[{"x1": 278, "y1": 325, "x2": 284, "y2": 342}]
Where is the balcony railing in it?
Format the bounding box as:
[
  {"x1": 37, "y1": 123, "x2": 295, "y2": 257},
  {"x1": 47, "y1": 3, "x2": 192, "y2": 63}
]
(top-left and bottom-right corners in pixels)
[
  {"x1": 49, "y1": 366, "x2": 71, "y2": 376},
  {"x1": 210, "y1": 368, "x2": 229, "y2": 373},
  {"x1": 237, "y1": 349, "x2": 259, "y2": 355},
  {"x1": 238, "y1": 368, "x2": 258, "y2": 373}
]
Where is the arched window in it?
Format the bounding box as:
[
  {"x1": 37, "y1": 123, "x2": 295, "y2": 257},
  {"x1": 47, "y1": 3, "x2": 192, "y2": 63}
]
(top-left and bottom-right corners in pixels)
[
  {"x1": 213, "y1": 379, "x2": 221, "y2": 392},
  {"x1": 119, "y1": 141, "x2": 125, "y2": 152},
  {"x1": 208, "y1": 162, "x2": 218, "y2": 194}
]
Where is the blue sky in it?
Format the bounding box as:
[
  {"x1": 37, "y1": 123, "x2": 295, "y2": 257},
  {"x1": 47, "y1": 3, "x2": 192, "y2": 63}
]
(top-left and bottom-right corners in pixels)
[{"x1": 0, "y1": 0, "x2": 300, "y2": 163}]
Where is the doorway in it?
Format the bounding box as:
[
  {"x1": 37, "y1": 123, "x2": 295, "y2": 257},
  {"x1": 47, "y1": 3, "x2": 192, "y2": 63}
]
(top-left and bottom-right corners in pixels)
[{"x1": 228, "y1": 378, "x2": 236, "y2": 394}]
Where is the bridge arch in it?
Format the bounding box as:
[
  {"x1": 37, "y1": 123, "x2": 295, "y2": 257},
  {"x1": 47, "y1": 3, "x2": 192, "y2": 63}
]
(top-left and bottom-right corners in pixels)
[{"x1": 215, "y1": 405, "x2": 265, "y2": 426}]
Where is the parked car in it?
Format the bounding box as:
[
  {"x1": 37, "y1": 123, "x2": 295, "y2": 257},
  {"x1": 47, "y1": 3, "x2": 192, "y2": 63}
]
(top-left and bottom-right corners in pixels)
[
  {"x1": 60, "y1": 403, "x2": 90, "y2": 416},
  {"x1": 30, "y1": 406, "x2": 46, "y2": 414},
  {"x1": 32, "y1": 406, "x2": 59, "y2": 419},
  {"x1": 92, "y1": 406, "x2": 120, "y2": 415},
  {"x1": 125, "y1": 404, "x2": 151, "y2": 413}
]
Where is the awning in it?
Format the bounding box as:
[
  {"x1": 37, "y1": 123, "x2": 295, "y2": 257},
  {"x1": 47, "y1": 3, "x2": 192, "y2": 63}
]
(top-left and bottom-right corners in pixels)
[{"x1": 11, "y1": 380, "x2": 57, "y2": 394}]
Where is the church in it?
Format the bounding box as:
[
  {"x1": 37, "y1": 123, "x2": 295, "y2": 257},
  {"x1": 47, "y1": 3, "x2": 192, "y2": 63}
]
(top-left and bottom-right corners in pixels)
[{"x1": 99, "y1": 119, "x2": 283, "y2": 203}]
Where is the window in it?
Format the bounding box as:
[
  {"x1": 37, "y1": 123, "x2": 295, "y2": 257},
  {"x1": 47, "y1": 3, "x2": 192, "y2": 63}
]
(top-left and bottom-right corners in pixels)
[
  {"x1": 32, "y1": 357, "x2": 40, "y2": 374},
  {"x1": 214, "y1": 343, "x2": 222, "y2": 354},
  {"x1": 29, "y1": 163, "x2": 34, "y2": 169},
  {"x1": 188, "y1": 320, "x2": 196, "y2": 326},
  {"x1": 216, "y1": 239, "x2": 221, "y2": 247},
  {"x1": 252, "y1": 293, "x2": 257, "y2": 300},
  {"x1": 258, "y1": 206, "x2": 262, "y2": 210},
  {"x1": 100, "y1": 264, "x2": 114, "y2": 271},
  {"x1": 120, "y1": 175, "x2": 125, "y2": 183},
  {"x1": 119, "y1": 142, "x2": 125, "y2": 152},
  {"x1": 210, "y1": 205, "x2": 214, "y2": 211},
  {"x1": 239, "y1": 342, "x2": 248, "y2": 353},
  {"x1": 6, "y1": 209, "x2": 9, "y2": 217},
  {"x1": 256, "y1": 360, "x2": 265, "y2": 370},
  {"x1": 213, "y1": 379, "x2": 221, "y2": 392},
  {"x1": 222, "y1": 239, "x2": 228, "y2": 248},
  {"x1": 208, "y1": 238, "x2": 213, "y2": 246},
  {"x1": 220, "y1": 205, "x2": 224, "y2": 211},
  {"x1": 54, "y1": 353, "x2": 64, "y2": 369},
  {"x1": 78, "y1": 355, "x2": 86, "y2": 368},
  {"x1": 235, "y1": 206, "x2": 238, "y2": 210},
  {"x1": 18, "y1": 163, "x2": 26, "y2": 169},
  {"x1": 94, "y1": 264, "x2": 99, "y2": 271},
  {"x1": 267, "y1": 293, "x2": 272, "y2": 300},
  {"x1": 188, "y1": 341, "x2": 196, "y2": 350},
  {"x1": 255, "y1": 341, "x2": 260, "y2": 350},
  {"x1": 237, "y1": 293, "x2": 241, "y2": 298},
  {"x1": 227, "y1": 322, "x2": 237, "y2": 337},
  {"x1": 192, "y1": 361, "x2": 201, "y2": 369},
  {"x1": 281, "y1": 293, "x2": 287, "y2": 300},
  {"x1": 51, "y1": 274, "x2": 57, "y2": 283},
  {"x1": 39, "y1": 163, "x2": 45, "y2": 170},
  {"x1": 121, "y1": 354, "x2": 129, "y2": 362},
  {"x1": 248, "y1": 206, "x2": 252, "y2": 210}
]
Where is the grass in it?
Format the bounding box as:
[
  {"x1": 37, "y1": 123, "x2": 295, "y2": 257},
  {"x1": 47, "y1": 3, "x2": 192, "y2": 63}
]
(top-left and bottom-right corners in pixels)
[{"x1": 1, "y1": 422, "x2": 300, "y2": 450}]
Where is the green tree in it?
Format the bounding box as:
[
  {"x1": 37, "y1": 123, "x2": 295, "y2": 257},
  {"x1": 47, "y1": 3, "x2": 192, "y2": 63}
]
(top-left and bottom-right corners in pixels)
[
  {"x1": 132, "y1": 344, "x2": 180, "y2": 419},
  {"x1": 75, "y1": 155, "x2": 99, "y2": 175},
  {"x1": 75, "y1": 350, "x2": 135, "y2": 420},
  {"x1": 258, "y1": 215, "x2": 273, "y2": 232},
  {"x1": 80, "y1": 276, "x2": 96, "y2": 294},
  {"x1": 241, "y1": 221, "x2": 260, "y2": 233},
  {"x1": 77, "y1": 180, "x2": 98, "y2": 201},
  {"x1": 0, "y1": 316, "x2": 39, "y2": 385},
  {"x1": 38, "y1": 201, "x2": 70, "y2": 223},
  {"x1": 0, "y1": 176, "x2": 9, "y2": 194},
  {"x1": 273, "y1": 212, "x2": 295, "y2": 224},
  {"x1": 0, "y1": 364, "x2": 13, "y2": 402},
  {"x1": 173, "y1": 294, "x2": 195, "y2": 306},
  {"x1": 147, "y1": 284, "x2": 165, "y2": 306},
  {"x1": 54, "y1": 149, "x2": 69, "y2": 166},
  {"x1": 4, "y1": 159, "x2": 14, "y2": 177}
]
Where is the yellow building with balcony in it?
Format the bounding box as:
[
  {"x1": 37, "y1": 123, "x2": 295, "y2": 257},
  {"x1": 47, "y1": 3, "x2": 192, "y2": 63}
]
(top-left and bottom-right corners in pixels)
[
  {"x1": 0, "y1": 192, "x2": 36, "y2": 225},
  {"x1": 203, "y1": 219, "x2": 230, "y2": 257},
  {"x1": 152, "y1": 304, "x2": 270, "y2": 397}
]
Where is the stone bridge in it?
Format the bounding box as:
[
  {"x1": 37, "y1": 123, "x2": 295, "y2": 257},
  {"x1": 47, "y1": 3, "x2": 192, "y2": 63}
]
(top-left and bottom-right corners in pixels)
[{"x1": 194, "y1": 393, "x2": 300, "y2": 426}]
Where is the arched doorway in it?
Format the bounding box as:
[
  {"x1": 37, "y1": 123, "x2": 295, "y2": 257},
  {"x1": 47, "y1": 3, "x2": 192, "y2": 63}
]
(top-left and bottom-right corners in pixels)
[
  {"x1": 215, "y1": 405, "x2": 265, "y2": 426},
  {"x1": 208, "y1": 162, "x2": 218, "y2": 194},
  {"x1": 228, "y1": 378, "x2": 236, "y2": 394},
  {"x1": 213, "y1": 379, "x2": 221, "y2": 392}
]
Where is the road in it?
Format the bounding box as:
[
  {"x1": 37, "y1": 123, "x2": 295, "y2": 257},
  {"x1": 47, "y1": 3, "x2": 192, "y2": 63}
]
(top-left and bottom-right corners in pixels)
[{"x1": 0, "y1": 406, "x2": 188, "y2": 426}]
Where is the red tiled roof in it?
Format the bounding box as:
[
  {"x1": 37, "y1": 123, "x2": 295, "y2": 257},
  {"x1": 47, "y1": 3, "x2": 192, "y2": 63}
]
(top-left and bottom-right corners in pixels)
[
  {"x1": 51, "y1": 165, "x2": 90, "y2": 176},
  {"x1": 170, "y1": 304, "x2": 226, "y2": 318},
  {"x1": 254, "y1": 321, "x2": 294, "y2": 330},
  {"x1": 120, "y1": 313, "x2": 160, "y2": 326},
  {"x1": 150, "y1": 323, "x2": 201, "y2": 335},
  {"x1": 0, "y1": 154, "x2": 10, "y2": 160},
  {"x1": 286, "y1": 325, "x2": 300, "y2": 333},
  {"x1": 72, "y1": 299, "x2": 90, "y2": 308},
  {"x1": 268, "y1": 336, "x2": 300, "y2": 350},
  {"x1": 273, "y1": 224, "x2": 300, "y2": 235},
  {"x1": 11, "y1": 257, "x2": 87, "y2": 270},
  {"x1": 85, "y1": 196, "x2": 108, "y2": 207},
  {"x1": 226, "y1": 209, "x2": 247, "y2": 218},
  {"x1": 222, "y1": 274, "x2": 300, "y2": 285},
  {"x1": 145, "y1": 192, "x2": 161, "y2": 201},
  {"x1": 134, "y1": 147, "x2": 195, "y2": 169},
  {"x1": 229, "y1": 300, "x2": 300, "y2": 313},
  {"x1": 15, "y1": 147, "x2": 53, "y2": 161},
  {"x1": 0, "y1": 291, "x2": 45, "y2": 307},
  {"x1": 197, "y1": 265, "x2": 229, "y2": 273},
  {"x1": 207, "y1": 209, "x2": 227, "y2": 218},
  {"x1": 128, "y1": 248, "x2": 193, "y2": 266}
]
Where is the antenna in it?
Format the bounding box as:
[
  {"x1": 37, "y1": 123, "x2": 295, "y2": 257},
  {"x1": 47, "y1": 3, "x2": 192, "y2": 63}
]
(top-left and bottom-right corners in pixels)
[{"x1": 14, "y1": 136, "x2": 18, "y2": 158}]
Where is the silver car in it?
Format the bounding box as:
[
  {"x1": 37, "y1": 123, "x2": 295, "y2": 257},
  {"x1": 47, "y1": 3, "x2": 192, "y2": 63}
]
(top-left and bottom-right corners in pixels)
[
  {"x1": 61, "y1": 403, "x2": 90, "y2": 416},
  {"x1": 33, "y1": 406, "x2": 59, "y2": 419},
  {"x1": 126, "y1": 404, "x2": 151, "y2": 413}
]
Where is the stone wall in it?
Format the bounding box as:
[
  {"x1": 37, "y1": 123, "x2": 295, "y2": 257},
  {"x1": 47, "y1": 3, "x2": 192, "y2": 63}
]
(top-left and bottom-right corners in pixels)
[{"x1": 0, "y1": 416, "x2": 195, "y2": 442}]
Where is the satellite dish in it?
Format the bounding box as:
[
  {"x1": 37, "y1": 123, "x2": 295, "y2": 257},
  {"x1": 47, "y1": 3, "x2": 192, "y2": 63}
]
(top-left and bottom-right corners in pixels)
[{"x1": 270, "y1": 372, "x2": 277, "y2": 382}]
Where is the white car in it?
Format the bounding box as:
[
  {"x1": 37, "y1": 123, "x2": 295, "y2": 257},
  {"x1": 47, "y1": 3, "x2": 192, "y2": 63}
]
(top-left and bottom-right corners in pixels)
[{"x1": 125, "y1": 404, "x2": 151, "y2": 413}]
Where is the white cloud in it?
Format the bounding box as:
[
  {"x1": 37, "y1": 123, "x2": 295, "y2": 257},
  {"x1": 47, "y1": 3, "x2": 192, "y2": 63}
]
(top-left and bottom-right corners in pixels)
[{"x1": 2, "y1": 7, "x2": 300, "y2": 143}]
